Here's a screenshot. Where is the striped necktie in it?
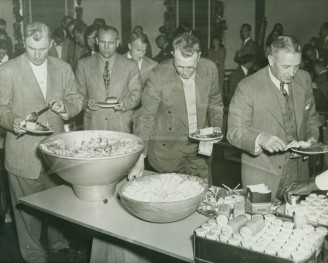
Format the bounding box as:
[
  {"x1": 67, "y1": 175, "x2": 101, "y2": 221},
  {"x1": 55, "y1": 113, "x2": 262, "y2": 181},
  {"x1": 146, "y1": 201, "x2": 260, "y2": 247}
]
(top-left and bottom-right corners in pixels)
[
  {"x1": 280, "y1": 82, "x2": 288, "y2": 98},
  {"x1": 103, "y1": 61, "x2": 110, "y2": 96}
]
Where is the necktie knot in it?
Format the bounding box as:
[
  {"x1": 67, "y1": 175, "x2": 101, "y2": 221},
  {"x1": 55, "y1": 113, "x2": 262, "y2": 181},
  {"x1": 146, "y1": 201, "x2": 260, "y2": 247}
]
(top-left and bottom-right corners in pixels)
[{"x1": 280, "y1": 82, "x2": 288, "y2": 97}]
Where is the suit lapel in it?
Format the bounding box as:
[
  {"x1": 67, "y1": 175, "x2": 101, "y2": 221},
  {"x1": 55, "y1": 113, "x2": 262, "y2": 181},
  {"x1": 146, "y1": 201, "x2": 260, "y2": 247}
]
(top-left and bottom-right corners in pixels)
[
  {"x1": 195, "y1": 64, "x2": 207, "y2": 129},
  {"x1": 261, "y1": 69, "x2": 285, "y2": 130},
  {"x1": 290, "y1": 81, "x2": 305, "y2": 137},
  {"x1": 110, "y1": 55, "x2": 124, "y2": 95}
]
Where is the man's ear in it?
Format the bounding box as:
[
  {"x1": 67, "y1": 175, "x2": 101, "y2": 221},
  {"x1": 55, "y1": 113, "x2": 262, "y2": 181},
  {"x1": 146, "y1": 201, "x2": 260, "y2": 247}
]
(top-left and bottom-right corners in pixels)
[
  {"x1": 23, "y1": 40, "x2": 26, "y2": 48},
  {"x1": 96, "y1": 37, "x2": 99, "y2": 45},
  {"x1": 116, "y1": 39, "x2": 120, "y2": 48},
  {"x1": 128, "y1": 43, "x2": 131, "y2": 50},
  {"x1": 49, "y1": 39, "x2": 54, "y2": 49},
  {"x1": 198, "y1": 52, "x2": 201, "y2": 61}
]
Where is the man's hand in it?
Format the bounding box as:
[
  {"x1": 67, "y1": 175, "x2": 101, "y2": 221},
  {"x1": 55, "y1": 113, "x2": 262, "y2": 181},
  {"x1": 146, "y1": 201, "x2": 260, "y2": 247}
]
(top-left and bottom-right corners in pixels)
[
  {"x1": 87, "y1": 99, "x2": 101, "y2": 111},
  {"x1": 283, "y1": 180, "x2": 318, "y2": 204},
  {"x1": 258, "y1": 134, "x2": 286, "y2": 153},
  {"x1": 113, "y1": 99, "x2": 124, "y2": 111},
  {"x1": 13, "y1": 118, "x2": 26, "y2": 137},
  {"x1": 307, "y1": 137, "x2": 317, "y2": 144},
  {"x1": 127, "y1": 154, "x2": 145, "y2": 180},
  {"x1": 50, "y1": 100, "x2": 67, "y2": 114}
]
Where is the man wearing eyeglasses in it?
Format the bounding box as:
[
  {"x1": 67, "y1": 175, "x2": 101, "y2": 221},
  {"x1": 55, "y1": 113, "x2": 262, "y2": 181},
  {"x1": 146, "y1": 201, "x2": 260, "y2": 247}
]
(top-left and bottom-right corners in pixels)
[{"x1": 130, "y1": 33, "x2": 223, "y2": 180}]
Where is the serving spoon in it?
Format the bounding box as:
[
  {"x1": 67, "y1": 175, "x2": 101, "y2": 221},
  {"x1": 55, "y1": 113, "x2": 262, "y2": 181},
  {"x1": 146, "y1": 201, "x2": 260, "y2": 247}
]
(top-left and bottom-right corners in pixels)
[{"x1": 26, "y1": 104, "x2": 52, "y2": 122}]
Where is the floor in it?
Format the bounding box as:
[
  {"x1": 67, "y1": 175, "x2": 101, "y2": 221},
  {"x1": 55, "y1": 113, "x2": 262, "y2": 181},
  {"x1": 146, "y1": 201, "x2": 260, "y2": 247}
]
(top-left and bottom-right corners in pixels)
[{"x1": 0, "y1": 213, "x2": 92, "y2": 263}]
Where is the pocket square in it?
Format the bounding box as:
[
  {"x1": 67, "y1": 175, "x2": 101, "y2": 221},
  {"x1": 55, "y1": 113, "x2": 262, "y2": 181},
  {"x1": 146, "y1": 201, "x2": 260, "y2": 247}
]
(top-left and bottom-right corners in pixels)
[{"x1": 305, "y1": 103, "x2": 310, "y2": 110}]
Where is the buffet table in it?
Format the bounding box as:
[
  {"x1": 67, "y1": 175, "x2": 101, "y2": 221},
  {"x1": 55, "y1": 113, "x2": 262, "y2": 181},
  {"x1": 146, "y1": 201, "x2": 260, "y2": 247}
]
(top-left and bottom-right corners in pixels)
[{"x1": 18, "y1": 171, "x2": 208, "y2": 262}]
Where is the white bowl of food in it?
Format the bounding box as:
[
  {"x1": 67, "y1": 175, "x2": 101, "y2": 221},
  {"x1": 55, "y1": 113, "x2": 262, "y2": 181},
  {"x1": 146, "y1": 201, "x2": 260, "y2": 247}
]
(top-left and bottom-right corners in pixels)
[
  {"x1": 119, "y1": 173, "x2": 207, "y2": 223},
  {"x1": 39, "y1": 130, "x2": 144, "y2": 202}
]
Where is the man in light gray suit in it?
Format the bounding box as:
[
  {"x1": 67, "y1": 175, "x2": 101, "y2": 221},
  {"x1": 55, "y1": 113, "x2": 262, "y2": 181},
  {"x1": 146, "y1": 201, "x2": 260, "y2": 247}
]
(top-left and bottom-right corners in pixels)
[
  {"x1": 126, "y1": 31, "x2": 157, "y2": 87},
  {"x1": 227, "y1": 36, "x2": 321, "y2": 200},
  {"x1": 76, "y1": 25, "x2": 142, "y2": 132},
  {"x1": 0, "y1": 22, "x2": 83, "y2": 263}
]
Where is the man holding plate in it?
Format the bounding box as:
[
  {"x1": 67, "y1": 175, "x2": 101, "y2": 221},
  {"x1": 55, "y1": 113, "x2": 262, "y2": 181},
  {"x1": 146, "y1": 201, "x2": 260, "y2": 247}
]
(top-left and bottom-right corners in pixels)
[
  {"x1": 130, "y1": 33, "x2": 224, "y2": 180},
  {"x1": 227, "y1": 36, "x2": 321, "y2": 201},
  {"x1": 0, "y1": 22, "x2": 82, "y2": 263}
]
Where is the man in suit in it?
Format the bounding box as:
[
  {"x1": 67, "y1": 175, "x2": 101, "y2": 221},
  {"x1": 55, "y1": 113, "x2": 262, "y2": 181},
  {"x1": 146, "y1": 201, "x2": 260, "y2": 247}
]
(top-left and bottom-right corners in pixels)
[
  {"x1": 227, "y1": 54, "x2": 254, "y2": 105},
  {"x1": 48, "y1": 27, "x2": 65, "y2": 59},
  {"x1": 318, "y1": 22, "x2": 328, "y2": 64},
  {"x1": 129, "y1": 33, "x2": 223, "y2": 180},
  {"x1": 234, "y1": 24, "x2": 256, "y2": 63},
  {"x1": 0, "y1": 22, "x2": 83, "y2": 263},
  {"x1": 75, "y1": 25, "x2": 142, "y2": 132},
  {"x1": 153, "y1": 34, "x2": 172, "y2": 63},
  {"x1": 227, "y1": 36, "x2": 321, "y2": 200},
  {"x1": 126, "y1": 31, "x2": 157, "y2": 87},
  {"x1": 0, "y1": 19, "x2": 13, "y2": 58}
]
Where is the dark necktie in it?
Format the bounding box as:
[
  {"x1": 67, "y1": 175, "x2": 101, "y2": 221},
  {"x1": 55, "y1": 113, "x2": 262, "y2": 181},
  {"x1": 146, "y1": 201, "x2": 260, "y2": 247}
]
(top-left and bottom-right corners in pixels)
[
  {"x1": 280, "y1": 82, "x2": 288, "y2": 97},
  {"x1": 103, "y1": 61, "x2": 110, "y2": 96}
]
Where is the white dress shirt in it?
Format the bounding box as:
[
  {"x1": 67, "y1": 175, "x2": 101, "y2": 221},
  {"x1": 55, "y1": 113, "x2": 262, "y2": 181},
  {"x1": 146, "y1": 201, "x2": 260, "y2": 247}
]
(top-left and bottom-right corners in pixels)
[
  {"x1": 127, "y1": 52, "x2": 142, "y2": 70},
  {"x1": 180, "y1": 73, "x2": 198, "y2": 134},
  {"x1": 55, "y1": 43, "x2": 63, "y2": 59},
  {"x1": 28, "y1": 59, "x2": 47, "y2": 100}
]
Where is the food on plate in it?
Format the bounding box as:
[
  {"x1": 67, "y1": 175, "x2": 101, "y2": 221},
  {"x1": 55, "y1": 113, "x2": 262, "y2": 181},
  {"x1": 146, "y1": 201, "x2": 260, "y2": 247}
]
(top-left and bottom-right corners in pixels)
[
  {"x1": 122, "y1": 173, "x2": 206, "y2": 202},
  {"x1": 191, "y1": 127, "x2": 222, "y2": 138},
  {"x1": 286, "y1": 140, "x2": 328, "y2": 152},
  {"x1": 105, "y1": 96, "x2": 119, "y2": 104},
  {"x1": 40, "y1": 136, "x2": 143, "y2": 158},
  {"x1": 25, "y1": 121, "x2": 37, "y2": 130},
  {"x1": 23, "y1": 121, "x2": 50, "y2": 131}
]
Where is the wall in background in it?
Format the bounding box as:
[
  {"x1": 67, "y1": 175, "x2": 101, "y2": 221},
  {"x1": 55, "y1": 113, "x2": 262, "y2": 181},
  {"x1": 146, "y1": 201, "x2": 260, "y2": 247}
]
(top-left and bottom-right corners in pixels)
[
  {"x1": 223, "y1": 0, "x2": 256, "y2": 69},
  {"x1": 265, "y1": 0, "x2": 328, "y2": 47},
  {"x1": 0, "y1": 0, "x2": 15, "y2": 48},
  {"x1": 82, "y1": 0, "x2": 121, "y2": 39},
  {"x1": 131, "y1": 0, "x2": 166, "y2": 57}
]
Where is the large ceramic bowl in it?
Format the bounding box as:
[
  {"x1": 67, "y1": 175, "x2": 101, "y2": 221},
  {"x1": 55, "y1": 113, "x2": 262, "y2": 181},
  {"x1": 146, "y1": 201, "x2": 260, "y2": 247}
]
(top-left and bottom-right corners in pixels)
[
  {"x1": 39, "y1": 130, "x2": 144, "y2": 202},
  {"x1": 119, "y1": 173, "x2": 207, "y2": 223}
]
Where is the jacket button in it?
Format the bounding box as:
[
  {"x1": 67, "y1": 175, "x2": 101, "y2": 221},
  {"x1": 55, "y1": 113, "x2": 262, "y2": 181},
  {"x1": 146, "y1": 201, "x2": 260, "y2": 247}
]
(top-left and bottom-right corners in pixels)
[
  {"x1": 168, "y1": 127, "x2": 172, "y2": 131},
  {"x1": 162, "y1": 143, "x2": 166, "y2": 146},
  {"x1": 105, "y1": 118, "x2": 108, "y2": 121},
  {"x1": 168, "y1": 111, "x2": 171, "y2": 114},
  {"x1": 278, "y1": 165, "x2": 282, "y2": 169}
]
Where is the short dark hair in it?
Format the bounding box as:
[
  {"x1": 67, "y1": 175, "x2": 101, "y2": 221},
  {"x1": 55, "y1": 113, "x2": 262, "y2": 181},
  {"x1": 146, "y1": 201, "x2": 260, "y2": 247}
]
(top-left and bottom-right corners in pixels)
[
  {"x1": 133, "y1": 25, "x2": 143, "y2": 33},
  {"x1": 0, "y1": 39, "x2": 7, "y2": 50},
  {"x1": 93, "y1": 18, "x2": 106, "y2": 27},
  {"x1": 241, "y1": 23, "x2": 252, "y2": 32},
  {"x1": 53, "y1": 27, "x2": 65, "y2": 39},
  {"x1": 85, "y1": 24, "x2": 99, "y2": 38},
  {"x1": 73, "y1": 22, "x2": 87, "y2": 35},
  {"x1": 271, "y1": 35, "x2": 301, "y2": 55},
  {"x1": 98, "y1": 25, "x2": 119, "y2": 38},
  {"x1": 172, "y1": 33, "x2": 200, "y2": 57},
  {"x1": 129, "y1": 31, "x2": 148, "y2": 44},
  {"x1": 239, "y1": 54, "x2": 254, "y2": 65},
  {"x1": 0, "y1": 19, "x2": 6, "y2": 26}
]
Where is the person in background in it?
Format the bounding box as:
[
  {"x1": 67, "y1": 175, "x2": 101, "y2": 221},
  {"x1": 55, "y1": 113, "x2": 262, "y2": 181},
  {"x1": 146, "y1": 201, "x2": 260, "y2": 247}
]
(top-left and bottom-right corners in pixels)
[
  {"x1": 313, "y1": 58, "x2": 328, "y2": 99},
  {"x1": 227, "y1": 54, "x2": 254, "y2": 105},
  {"x1": 61, "y1": 15, "x2": 73, "y2": 37},
  {"x1": 75, "y1": 25, "x2": 142, "y2": 132},
  {"x1": 227, "y1": 35, "x2": 321, "y2": 201},
  {"x1": 265, "y1": 23, "x2": 283, "y2": 52},
  {"x1": 48, "y1": 27, "x2": 65, "y2": 59},
  {"x1": 72, "y1": 21, "x2": 88, "y2": 70},
  {"x1": 0, "y1": 22, "x2": 83, "y2": 263},
  {"x1": 130, "y1": 33, "x2": 223, "y2": 180},
  {"x1": 207, "y1": 35, "x2": 226, "y2": 100},
  {"x1": 0, "y1": 39, "x2": 9, "y2": 64},
  {"x1": 234, "y1": 23, "x2": 257, "y2": 65},
  {"x1": 93, "y1": 18, "x2": 106, "y2": 27},
  {"x1": 318, "y1": 22, "x2": 328, "y2": 64},
  {"x1": 284, "y1": 169, "x2": 328, "y2": 204},
  {"x1": 85, "y1": 24, "x2": 100, "y2": 57},
  {"x1": 126, "y1": 31, "x2": 157, "y2": 87},
  {"x1": 301, "y1": 43, "x2": 319, "y2": 79},
  {"x1": 132, "y1": 25, "x2": 152, "y2": 58},
  {"x1": 61, "y1": 19, "x2": 78, "y2": 68},
  {"x1": 153, "y1": 34, "x2": 172, "y2": 63},
  {"x1": 0, "y1": 19, "x2": 13, "y2": 58}
]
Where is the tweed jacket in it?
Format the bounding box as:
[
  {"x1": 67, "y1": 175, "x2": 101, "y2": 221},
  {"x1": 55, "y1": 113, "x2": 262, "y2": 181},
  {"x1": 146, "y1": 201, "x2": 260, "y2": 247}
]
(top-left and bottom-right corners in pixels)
[
  {"x1": 125, "y1": 53, "x2": 158, "y2": 87},
  {"x1": 227, "y1": 66, "x2": 320, "y2": 197},
  {"x1": 75, "y1": 53, "x2": 142, "y2": 132},
  {"x1": 228, "y1": 65, "x2": 247, "y2": 104},
  {"x1": 133, "y1": 58, "x2": 224, "y2": 173},
  {"x1": 0, "y1": 54, "x2": 83, "y2": 179}
]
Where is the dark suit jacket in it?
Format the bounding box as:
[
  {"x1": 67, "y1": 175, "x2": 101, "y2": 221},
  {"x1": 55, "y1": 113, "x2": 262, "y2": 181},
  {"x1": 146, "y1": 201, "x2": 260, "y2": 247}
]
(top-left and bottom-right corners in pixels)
[
  {"x1": 0, "y1": 54, "x2": 83, "y2": 179},
  {"x1": 228, "y1": 65, "x2": 246, "y2": 104},
  {"x1": 75, "y1": 53, "x2": 142, "y2": 132},
  {"x1": 227, "y1": 66, "x2": 320, "y2": 199},
  {"x1": 234, "y1": 38, "x2": 257, "y2": 64},
  {"x1": 133, "y1": 58, "x2": 224, "y2": 173}
]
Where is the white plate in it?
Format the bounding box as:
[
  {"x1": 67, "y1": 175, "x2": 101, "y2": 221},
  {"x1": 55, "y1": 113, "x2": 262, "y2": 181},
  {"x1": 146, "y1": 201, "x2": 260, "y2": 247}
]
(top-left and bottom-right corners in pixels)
[
  {"x1": 19, "y1": 122, "x2": 54, "y2": 134},
  {"x1": 95, "y1": 102, "x2": 120, "y2": 108},
  {"x1": 189, "y1": 132, "x2": 223, "y2": 142},
  {"x1": 291, "y1": 147, "x2": 328, "y2": 155}
]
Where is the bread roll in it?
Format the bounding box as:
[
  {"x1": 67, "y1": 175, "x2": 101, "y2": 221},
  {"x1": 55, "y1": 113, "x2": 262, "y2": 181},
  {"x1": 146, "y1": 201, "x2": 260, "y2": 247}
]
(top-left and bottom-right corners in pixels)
[{"x1": 105, "y1": 96, "x2": 119, "y2": 104}]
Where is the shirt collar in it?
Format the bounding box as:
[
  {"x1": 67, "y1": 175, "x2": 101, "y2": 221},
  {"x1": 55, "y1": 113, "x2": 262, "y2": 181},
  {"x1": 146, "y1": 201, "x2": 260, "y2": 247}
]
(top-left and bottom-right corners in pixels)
[
  {"x1": 127, "y1": 52, "x2": 143, "y2": 69},
  {"x1": 27, "y1": 58, "x2": 48, "y2": 69},
  {"x1": 268, "y1": 66, "x2": 288, "y2": 93},
  {"x1": 241, "y1": 65, "x2": 248, "y2": 75},
  {"x1": 0, "y1": 54, "x2": 8, "y2": 63},
  {"x1": 319, "y1": 69, "x2": 328, "y2": 75},
  {"x1": 244, "y1": 37, "x2": 251, "y2": 44}
]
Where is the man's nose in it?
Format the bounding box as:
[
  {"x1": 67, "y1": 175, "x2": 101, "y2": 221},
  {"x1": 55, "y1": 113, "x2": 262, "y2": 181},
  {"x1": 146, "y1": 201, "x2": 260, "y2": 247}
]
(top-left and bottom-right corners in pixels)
[
  {"x1": 35, "y1": 50, "x2": 40, "y2": 59},
  {"x1": 104, "y1": 42, "x2": 109, "y2": 49}
]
